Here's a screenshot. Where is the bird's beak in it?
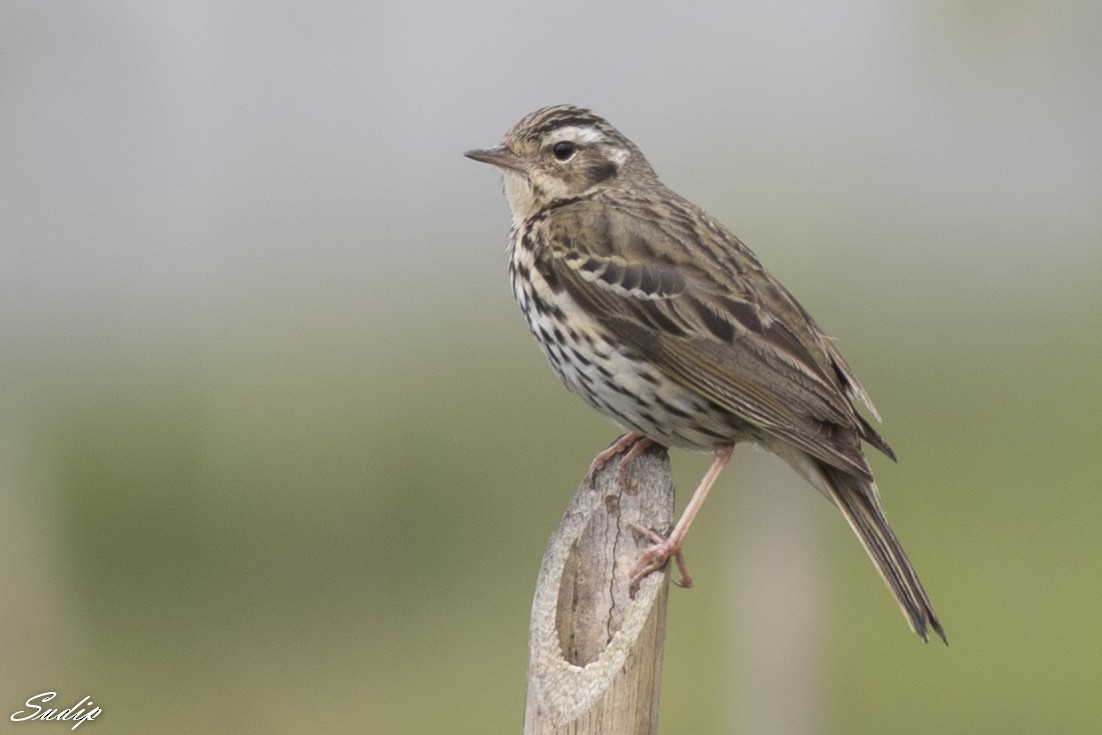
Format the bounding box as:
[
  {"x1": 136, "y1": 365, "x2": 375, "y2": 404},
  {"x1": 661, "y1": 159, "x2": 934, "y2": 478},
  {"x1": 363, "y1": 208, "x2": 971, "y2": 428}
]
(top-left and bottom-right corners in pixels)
[{"x1": 464, "y1": 146, "x2": 528, "y2": 173}]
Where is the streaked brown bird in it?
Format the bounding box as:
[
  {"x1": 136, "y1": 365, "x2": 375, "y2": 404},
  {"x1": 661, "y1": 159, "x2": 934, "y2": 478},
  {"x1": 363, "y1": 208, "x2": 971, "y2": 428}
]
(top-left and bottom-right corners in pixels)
[{"x1": 465, "y1": 104, "x2": 944, "y2": 642}]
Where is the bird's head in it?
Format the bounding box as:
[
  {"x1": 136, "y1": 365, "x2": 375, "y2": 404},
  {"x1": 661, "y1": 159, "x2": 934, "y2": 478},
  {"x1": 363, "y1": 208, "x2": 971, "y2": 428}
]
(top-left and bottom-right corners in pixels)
[{"x1": 465, "y1": 105, "x2": 654, "y2": 222}]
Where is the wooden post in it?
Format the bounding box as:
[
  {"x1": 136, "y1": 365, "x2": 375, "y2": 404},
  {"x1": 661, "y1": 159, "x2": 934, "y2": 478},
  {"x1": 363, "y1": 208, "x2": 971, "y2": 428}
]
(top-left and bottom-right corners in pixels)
[{"x1": 523, "y1": 442, "x2": 675, "y2": 735}]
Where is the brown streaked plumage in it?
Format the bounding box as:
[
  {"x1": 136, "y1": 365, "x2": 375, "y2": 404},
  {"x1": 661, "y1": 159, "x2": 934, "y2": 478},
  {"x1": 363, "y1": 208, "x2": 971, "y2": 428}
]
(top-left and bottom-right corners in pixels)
[{"x1": 466, "y1": 104, "x2": 944, "y2": 643}]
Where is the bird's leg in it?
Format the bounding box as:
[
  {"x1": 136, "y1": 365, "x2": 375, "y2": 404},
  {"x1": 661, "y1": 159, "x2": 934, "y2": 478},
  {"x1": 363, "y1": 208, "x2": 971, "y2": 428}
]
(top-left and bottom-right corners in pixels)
[
  {"x1": 632, "y1": 525, "x2": 693, "y2": 590},
  {"x1": 586, "y1": 432, "x2": 653, "y2": 484},
  {"x1": 629, "y1": 443, "x2": 733, "y2": 596},
  {"x1": 614, "y1": 435, "x2": 654, "y2": 479}
]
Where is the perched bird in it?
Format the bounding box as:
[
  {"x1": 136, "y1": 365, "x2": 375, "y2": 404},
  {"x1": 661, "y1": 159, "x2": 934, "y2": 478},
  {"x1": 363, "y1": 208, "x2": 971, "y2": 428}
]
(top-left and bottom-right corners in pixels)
[{"x1": 465, "y1": 105, "x2": 944, "y2": 642}]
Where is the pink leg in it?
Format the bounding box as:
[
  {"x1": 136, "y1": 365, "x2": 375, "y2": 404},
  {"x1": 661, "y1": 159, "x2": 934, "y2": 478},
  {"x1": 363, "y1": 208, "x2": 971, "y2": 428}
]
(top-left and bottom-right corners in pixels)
[
  {"x1": 633, "y1": 525, "x2": 694, "y2": 590},
  {"x1": 614, "y1": 435, "x2": 654, "y2": 479},
  {"x1": 629, "y1": 444, "x2": 734, "y2": 596},
  {"x1": 586, "y1": 432, "x2": 652, "y2": 482}
]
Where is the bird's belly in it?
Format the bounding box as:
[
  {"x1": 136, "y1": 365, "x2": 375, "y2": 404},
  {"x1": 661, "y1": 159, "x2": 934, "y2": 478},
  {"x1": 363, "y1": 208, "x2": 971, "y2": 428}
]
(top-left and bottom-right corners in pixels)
[{"x1": 511, "y1": 258, "x2": 741, "y2": 451}]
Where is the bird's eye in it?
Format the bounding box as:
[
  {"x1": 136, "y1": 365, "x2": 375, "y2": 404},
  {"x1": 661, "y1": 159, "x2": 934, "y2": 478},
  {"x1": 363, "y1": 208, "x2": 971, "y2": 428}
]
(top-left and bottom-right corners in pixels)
[{"x1": 551, "y1": 141, "x2": 576, "y2": 161}]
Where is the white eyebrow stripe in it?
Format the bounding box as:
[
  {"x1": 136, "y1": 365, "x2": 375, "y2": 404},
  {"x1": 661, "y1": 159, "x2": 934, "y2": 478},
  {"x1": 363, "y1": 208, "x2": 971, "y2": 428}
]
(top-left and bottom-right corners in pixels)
[{"x1": 555, "y1": 125, "x2": 605, "y2": 143}]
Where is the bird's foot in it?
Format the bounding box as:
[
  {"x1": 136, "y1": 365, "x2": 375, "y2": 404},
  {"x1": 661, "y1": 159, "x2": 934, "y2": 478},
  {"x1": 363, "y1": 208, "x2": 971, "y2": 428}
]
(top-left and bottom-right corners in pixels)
[
  {"x1": 628, "y1": 524, "x2": 693, "y2": 597},
  {"x1": 586, "y1": 432, "x2": 654, "y2": 486}
]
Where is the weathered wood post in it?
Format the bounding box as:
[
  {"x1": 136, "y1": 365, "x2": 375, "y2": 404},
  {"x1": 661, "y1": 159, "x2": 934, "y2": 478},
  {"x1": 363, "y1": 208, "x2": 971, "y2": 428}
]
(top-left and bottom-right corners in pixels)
[{"x1": 523, "y1": 442, "x2": 675, "y2": 734}]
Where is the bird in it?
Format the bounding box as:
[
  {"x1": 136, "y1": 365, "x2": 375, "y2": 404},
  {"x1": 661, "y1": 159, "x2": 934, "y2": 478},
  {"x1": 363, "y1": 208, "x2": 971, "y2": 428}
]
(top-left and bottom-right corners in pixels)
[{"x1": 465, "y1": 104, "x2": 944, "y2": 643}]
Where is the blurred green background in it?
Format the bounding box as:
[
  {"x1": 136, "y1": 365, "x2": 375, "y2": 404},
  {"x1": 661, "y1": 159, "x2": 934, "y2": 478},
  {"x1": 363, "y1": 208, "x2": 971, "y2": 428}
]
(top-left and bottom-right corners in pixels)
[{"x1": 2, "y1": 2, "x2": 1100, "y2": 733}]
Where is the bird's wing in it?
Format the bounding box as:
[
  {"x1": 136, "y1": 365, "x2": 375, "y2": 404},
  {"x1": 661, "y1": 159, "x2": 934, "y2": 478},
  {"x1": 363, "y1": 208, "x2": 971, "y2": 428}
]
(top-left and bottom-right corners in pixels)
[{"x1": 543, "y1": 197, "x2": 893, "y2": 479}]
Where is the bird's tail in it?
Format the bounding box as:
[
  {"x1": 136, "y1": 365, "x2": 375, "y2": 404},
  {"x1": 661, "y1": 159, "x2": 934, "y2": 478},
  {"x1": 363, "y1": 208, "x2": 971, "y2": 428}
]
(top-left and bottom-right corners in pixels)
[{"x1": 820, "y1": 464, "x2": 946, "y2": 644}]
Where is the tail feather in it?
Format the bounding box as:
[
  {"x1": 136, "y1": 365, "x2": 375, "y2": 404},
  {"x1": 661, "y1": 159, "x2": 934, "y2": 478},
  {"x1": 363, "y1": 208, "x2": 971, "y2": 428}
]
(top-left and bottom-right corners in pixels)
[{"x1": 821, "y1": 464, "x2": 946, "y2": 644}]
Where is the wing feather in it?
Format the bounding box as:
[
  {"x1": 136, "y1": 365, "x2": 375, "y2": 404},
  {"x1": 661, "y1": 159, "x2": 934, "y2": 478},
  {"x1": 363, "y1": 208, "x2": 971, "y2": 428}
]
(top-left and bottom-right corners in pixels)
[{"x1": 544, "y1": 197, "x2": 893, "y2": 477}]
